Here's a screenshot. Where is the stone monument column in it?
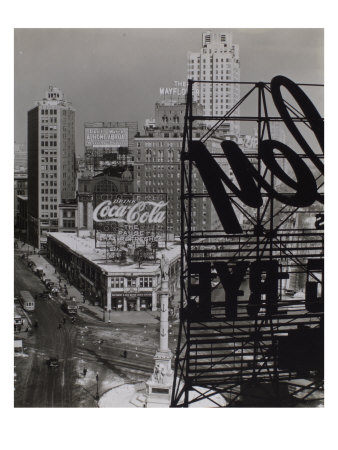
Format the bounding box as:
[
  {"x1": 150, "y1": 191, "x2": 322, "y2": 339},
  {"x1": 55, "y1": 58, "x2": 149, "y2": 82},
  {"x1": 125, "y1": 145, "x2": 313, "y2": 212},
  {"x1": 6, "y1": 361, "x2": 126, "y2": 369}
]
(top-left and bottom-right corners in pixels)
[
  {"x1": 152, "y1": 290, "x2": 158, "y2": 311},
  {"x1": 144, "y1": 255, "x2": 173, "y2": 407}
]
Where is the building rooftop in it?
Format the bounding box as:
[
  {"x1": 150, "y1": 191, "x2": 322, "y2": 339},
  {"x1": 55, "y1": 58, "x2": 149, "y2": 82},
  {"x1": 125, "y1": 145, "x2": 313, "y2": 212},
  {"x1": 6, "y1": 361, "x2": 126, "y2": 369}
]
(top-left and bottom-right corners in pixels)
[{"x1": 48, "y1": 232, "x2": 180, "y2": 276}]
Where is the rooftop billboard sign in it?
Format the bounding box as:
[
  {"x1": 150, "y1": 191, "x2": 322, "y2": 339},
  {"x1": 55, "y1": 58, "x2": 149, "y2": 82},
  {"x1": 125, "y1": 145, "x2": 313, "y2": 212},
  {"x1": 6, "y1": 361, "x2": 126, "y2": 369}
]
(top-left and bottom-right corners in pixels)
[
  {"x1": 93, "y1": 193, "x2": 168, "y2": 251},
  {"x1": 85, "y1": 127, "x2": 128, "y2": 148}
]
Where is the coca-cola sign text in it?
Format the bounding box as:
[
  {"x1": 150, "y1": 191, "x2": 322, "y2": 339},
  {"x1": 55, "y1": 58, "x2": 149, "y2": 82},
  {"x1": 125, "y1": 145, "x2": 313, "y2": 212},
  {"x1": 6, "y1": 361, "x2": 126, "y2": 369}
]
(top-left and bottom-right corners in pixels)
[{"x1": 93, "y1": 200, "x2": 167, "y2": 224}]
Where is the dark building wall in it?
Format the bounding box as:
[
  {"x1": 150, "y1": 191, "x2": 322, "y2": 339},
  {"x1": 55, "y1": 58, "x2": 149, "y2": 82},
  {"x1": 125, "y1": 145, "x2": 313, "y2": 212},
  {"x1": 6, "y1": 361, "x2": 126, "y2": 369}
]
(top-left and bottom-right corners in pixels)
[
  {"x1": 61, "y1": 108, "x2": 76, "y2": 200},
  {"x1": 27, "y1": 107, "x2": 39, "y2": 219},
  {"x1": 17, "y1": 197, "x2": 28, "y2": 235}
]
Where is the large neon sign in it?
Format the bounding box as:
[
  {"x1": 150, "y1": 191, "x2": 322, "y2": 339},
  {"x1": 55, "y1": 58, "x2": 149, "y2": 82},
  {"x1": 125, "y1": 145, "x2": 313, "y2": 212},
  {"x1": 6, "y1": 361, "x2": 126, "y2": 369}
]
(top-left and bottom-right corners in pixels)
[
  {"x1": 171, "y1": 75, "x2": 324, "y2": 407},
  {"x1": 190, "y1": 76, "x2": 324, "y2": 234}
]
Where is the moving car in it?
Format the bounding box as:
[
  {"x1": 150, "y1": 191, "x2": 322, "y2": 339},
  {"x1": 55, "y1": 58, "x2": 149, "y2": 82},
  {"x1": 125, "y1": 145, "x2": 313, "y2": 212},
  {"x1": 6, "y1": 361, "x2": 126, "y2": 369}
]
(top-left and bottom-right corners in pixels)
[{"x1": 61, "y1": 299, "x2": 78, "y2": 316}]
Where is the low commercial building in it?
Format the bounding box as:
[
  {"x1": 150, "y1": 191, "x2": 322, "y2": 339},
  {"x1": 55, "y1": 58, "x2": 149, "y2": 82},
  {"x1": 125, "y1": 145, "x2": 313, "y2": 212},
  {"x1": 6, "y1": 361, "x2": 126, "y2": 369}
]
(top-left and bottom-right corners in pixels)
[{"x1": 47, "y1": 231, "x2": 180, "y2": 313}]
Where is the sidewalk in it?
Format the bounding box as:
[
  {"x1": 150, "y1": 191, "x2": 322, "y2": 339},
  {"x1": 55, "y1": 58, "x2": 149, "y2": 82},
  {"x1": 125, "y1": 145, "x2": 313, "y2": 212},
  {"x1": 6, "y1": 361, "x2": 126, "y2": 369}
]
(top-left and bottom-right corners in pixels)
[{"x1": 26, "y1": 252, "x2": 160, "y2": 325}]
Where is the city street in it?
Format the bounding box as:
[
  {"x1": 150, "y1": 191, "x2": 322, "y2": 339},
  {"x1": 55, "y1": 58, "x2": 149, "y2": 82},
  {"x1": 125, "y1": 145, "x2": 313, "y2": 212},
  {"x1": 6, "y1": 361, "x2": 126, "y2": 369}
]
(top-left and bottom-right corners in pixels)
[{"x1": 14, "y1": 249, "x2": 169, "y2": 407}]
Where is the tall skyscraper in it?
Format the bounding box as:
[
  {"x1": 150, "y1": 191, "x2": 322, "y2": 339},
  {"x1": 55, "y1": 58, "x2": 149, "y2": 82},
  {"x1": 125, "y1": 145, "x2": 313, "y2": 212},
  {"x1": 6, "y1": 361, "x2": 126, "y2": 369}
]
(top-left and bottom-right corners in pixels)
[
  {"x1": 187, "y1": 31, "x2": 240, "y2": 134},
  {"x1": 27, "y1": 86, "x2": 76, "y2": 248}
]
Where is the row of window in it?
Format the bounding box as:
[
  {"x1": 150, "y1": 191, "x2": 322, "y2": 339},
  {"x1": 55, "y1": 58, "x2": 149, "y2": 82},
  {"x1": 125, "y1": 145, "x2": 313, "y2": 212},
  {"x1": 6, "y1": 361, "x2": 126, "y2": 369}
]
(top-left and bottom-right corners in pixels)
[
  {"x1": 40, "y1": 181, "x2": 57, "y2": 187},
  {"x1": 41, "y1": 188, "x2": 57, "y2": 194},
  {"x1": 41, "y1": 204, "x2": 58, "y2": 210},
  {"x1": 41, "y1": 196, "x2": 57, "y2": 202},
  {"x1": 41, "y1": 109, "x2": 57, "y2": 115},
  {"x1": 41, "y1": 157, "x2": 57, "y2": 163},
  {"x1": 41, "y1": 141, "x2": 57, "y2": 147},
  {"x1": 40, "y1": 165, "x2": 57, "y2": 171},
  {"x1": 111, "y1": 276, "x2": 153, "y2": 289},
  {"x1": 41, "y1": 212, "x2": 58, "y2": 219},
  {"x1": 41, "y1": 173, "x2": 57, "y2": 179},
  {"x1": 41, "y1": 133, "x2": 57, "y2": 139},
  {"x1": 41, "y1": 126, "x2": 57, "y2": 131},
  {"x1": 41, "y1": 150, "x2": 57, "y2": 155},
  {"x1": 190, "y1": 58, "x2": 231, "y2": 63},
  {"x1": 62, "y1": 219, "x2": 75, "y2": 228}
]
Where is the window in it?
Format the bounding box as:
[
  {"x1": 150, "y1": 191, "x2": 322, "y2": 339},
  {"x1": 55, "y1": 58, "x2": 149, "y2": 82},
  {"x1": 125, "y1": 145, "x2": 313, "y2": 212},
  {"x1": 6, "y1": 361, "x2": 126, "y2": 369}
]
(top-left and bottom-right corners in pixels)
[
  {"x1": 139, "y1": 277, "x2": 153, "y2": 288},
  {"x1": 63, "y1": 219, "x2": 75, "y2": 228},
  {"x1": 127, "y1": 277, "x2": 136, "y2": 288},
  {"x1": 112, "y1": 277, "x2": 124, "y2": 289}
]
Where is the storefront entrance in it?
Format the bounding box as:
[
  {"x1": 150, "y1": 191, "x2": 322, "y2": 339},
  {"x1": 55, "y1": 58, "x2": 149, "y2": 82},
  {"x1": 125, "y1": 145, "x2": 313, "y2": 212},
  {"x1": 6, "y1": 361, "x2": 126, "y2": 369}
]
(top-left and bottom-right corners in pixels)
[
  {"x1": 127, "y1": 298, "x2": 137, "y2": 311},
  {"x1": 112, "y1": 296, "x2": 153, "y2": 311}
]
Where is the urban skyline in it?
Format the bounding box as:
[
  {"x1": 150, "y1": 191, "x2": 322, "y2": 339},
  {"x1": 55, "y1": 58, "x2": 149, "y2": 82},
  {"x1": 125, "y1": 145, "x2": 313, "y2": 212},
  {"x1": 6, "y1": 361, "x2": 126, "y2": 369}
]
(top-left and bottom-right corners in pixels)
[
  {"x1": 4, "y1": 0, "x2": 335, "y2": 440},
  {"x1": 13, "y1": 25, "x2": 325, "y2": 414},
  {"x1": 15, "y1": 28, "x2": 324, "y2": 154}
]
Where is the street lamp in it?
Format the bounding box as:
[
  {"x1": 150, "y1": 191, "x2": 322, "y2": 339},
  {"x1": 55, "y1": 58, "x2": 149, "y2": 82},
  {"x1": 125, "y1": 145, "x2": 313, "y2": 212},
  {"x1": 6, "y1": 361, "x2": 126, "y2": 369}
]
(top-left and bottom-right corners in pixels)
[{"x1": 95, "y1": 372, "x2": 99, "y2": 401}]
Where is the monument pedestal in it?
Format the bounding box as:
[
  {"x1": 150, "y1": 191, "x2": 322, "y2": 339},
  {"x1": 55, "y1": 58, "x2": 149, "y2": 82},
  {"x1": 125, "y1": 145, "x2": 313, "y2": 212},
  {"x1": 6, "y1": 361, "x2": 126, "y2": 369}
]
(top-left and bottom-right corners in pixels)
[{"x1": 144, "y1": 349, "x2": 173, "y2": 407}]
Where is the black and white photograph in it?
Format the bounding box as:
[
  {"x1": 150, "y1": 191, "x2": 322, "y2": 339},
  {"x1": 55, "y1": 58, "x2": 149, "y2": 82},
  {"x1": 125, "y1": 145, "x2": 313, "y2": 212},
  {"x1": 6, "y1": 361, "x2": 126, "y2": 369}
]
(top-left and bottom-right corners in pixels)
[
  {"x1": 4, "y1": 1, "x2": 336, "y2": 448},
  {"x1": 13, "y1": 26, "x2": 324, "y2": 409}
]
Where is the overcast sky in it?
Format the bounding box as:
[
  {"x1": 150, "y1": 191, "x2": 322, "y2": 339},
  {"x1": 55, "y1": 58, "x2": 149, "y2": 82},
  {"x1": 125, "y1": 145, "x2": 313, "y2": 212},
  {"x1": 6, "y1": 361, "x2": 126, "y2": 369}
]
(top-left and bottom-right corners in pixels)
[{"x1": 14, "y1": 28, "x2": 323, "y2": 154}]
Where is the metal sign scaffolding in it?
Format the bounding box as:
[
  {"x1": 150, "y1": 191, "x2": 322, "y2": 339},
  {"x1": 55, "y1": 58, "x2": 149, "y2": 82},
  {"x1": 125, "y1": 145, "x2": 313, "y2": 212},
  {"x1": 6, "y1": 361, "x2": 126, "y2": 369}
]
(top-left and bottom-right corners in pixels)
[{"x1": 171, "y1": 78, "x2": 324, "y2": 407}]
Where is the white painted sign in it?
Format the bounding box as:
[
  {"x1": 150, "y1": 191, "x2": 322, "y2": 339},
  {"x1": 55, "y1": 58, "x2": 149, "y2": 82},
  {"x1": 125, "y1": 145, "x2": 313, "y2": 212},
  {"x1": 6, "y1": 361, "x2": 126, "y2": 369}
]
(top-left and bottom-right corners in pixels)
[
  {"x1": 93, "y1": 200, "x2": 167, "y2": 225},
  {"x1": 85, "y1": 127, "x2": 128, "y2": 148}
]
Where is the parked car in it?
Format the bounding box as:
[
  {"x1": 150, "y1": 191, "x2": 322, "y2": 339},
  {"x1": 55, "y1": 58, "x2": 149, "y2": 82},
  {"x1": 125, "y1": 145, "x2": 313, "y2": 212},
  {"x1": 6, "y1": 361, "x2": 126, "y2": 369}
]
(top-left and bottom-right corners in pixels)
[{"x1": 46, "y1": 358, "x2": 59, "y2": 368}]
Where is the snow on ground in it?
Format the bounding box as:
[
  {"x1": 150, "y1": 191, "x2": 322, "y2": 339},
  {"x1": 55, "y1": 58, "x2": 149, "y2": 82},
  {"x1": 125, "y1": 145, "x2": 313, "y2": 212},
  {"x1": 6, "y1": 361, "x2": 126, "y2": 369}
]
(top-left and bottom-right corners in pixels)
[
  {"x1": 99, "y1": 384, "x2": 137, "y2": 408},
  {"x1": 99, "y1": 383, "x2": 227, "y2": 408}
]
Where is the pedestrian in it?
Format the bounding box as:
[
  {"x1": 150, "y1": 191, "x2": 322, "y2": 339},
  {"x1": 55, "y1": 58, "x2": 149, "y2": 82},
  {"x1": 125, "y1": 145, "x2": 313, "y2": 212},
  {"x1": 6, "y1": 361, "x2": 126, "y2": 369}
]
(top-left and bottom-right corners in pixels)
[
  {"x1": 58, "y1": 323, "x2": 62, "y2": 330},
  {"x1": 83, "y1": 367, "x2": 87, "y2": 377},
  {"x1": 123, "y1": 350, "x2": 128, "y2": 359}
]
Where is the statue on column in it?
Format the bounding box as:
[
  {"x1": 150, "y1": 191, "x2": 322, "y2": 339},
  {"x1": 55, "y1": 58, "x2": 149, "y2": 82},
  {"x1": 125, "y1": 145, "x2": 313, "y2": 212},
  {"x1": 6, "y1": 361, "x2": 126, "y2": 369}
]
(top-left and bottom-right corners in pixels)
[
  {"x1": 152, "y1": 363, "x2": 167, "y2": 384},
  {"x1": 160, "y1": 254, "x2": 169, "y2": 279}
]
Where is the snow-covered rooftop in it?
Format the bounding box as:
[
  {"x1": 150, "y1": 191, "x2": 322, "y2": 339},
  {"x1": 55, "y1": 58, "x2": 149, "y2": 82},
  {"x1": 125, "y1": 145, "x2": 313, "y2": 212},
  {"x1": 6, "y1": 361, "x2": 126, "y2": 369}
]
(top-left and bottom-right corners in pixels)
[{"x1": 48, "y1": 232, "x2": 180, "y2": 276}]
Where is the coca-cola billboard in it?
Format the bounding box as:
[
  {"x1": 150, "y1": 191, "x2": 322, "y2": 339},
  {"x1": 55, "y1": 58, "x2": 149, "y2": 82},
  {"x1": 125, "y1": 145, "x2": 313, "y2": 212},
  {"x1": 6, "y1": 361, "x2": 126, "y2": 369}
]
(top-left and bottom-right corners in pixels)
[
  {"x1": 93, "y1": 200, "x2": 167, "y2": 224},
  {"x1": 93, "y1": 193, "x2": 168, "y2": 250}
]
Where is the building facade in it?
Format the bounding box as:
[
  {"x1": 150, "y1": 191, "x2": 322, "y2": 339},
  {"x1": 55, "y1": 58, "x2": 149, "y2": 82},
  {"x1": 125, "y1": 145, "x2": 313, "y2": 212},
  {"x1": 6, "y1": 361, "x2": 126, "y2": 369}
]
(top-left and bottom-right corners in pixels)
[
  {"x1": 187, "y1": 31, "x2": 240, "y2": 135},
  {"x1": 27, "y1": 86, "x2": 76, "y2": 248},
  {"x1": 47, "y1": 232, "x2": 180, "y2": 313},
  {"x1": 134, "y1": 102, "x2": 211, "y2": 236}
]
